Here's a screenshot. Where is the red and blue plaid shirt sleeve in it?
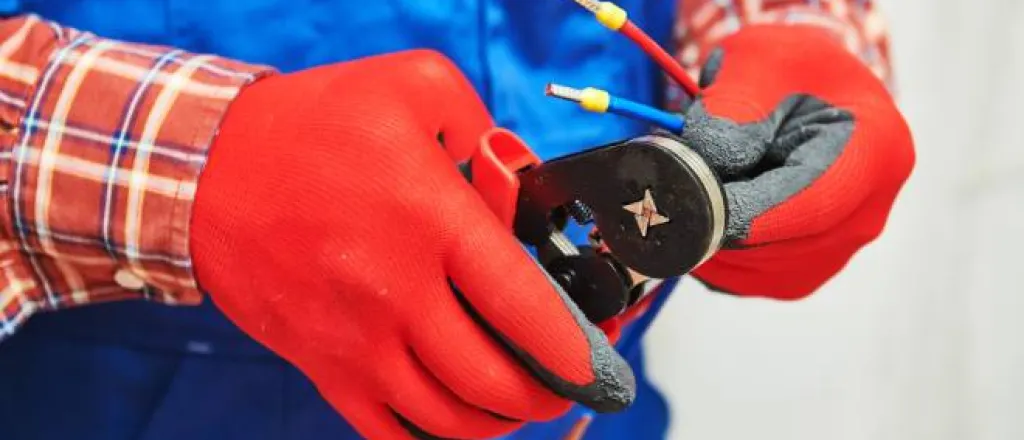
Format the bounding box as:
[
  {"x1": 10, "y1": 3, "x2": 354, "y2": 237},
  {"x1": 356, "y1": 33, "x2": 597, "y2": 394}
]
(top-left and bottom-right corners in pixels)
[
  {"x1": 667, "y1": 0, "x2": 894, "y2": 110},
  {"x1": 0, "y1": 15, "x2": 274, "y2": 339}
]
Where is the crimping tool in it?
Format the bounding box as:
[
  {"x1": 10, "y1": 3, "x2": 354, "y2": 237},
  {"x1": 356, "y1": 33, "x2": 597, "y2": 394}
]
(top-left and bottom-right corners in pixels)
[
  {"x1": 459, "y1": 0, "x2": 724, "y2": 324},
  {"x1": 466, "y1": 128, "x2": 725, "y2": 324}
]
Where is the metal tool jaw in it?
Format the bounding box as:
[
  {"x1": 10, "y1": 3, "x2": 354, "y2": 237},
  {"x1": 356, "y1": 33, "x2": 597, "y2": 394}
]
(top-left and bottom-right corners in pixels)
[{"x1": 470, "y1": 129, "x2": 726, "y2": 323}]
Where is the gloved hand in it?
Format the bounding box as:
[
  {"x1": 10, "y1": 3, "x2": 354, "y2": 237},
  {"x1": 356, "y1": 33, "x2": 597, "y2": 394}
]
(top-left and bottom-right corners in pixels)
[
  {"x1": 189, "y1": 50, "x2": 634, "y2": 440},
  {"x1": 678, "y1": 25, "x2": 915, "y2": 298}
]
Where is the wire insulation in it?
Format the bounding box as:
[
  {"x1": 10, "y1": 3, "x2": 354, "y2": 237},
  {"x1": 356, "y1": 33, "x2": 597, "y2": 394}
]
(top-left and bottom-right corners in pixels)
[
  {"x1": 609, "y1": 96, "x2": 686, "y2": 132},
  {"x1": 569, "y1": 1, "x2": 701, "y2": 97},
  {"x1": 620, "y1": 21, "x2": 700, "y2": 97},
  {"x1": 546, "y1": 83, "x2": 685, "y2": 132}
]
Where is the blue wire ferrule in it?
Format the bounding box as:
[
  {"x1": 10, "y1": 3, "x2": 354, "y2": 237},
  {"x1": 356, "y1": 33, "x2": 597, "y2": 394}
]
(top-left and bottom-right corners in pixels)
[{"x1": 545, "y1": 83, "x2": 686, "y2": 134}]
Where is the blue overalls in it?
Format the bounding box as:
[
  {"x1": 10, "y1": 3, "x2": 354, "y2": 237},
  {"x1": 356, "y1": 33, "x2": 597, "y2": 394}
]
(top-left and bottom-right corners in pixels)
[{"x1": 0, "y1": 1, "x2": 680, "y2": 438}]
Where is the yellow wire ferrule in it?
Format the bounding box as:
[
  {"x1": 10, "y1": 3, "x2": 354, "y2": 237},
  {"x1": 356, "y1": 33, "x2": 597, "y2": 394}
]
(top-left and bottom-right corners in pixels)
[
  {"x1": 579, "y1": 88, "x2": 611, "y2": 113},
  {"x1": 595, "y1": 2, "x2": 628, "y2": 30}
]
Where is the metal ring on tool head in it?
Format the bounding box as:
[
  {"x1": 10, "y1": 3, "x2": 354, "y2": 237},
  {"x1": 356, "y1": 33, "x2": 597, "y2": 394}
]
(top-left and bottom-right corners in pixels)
[
  {"x1": 633, "y1": 134, "x2": 726, "y2": 266},
  {"x1": 591, "y1": 133, "x2": 727, "y2": 279}
]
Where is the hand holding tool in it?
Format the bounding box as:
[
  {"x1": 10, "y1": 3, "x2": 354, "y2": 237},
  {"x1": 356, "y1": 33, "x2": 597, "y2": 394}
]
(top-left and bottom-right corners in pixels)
[
  {"x1": 532, "y1": 3, "x2": 914, "y2": 305},
  {"x1": 679, "y1": 25, "x2": 915, "y2": 298},
  {"x1": 189, "y1": 50, "x2": 637, "y2": 440}
]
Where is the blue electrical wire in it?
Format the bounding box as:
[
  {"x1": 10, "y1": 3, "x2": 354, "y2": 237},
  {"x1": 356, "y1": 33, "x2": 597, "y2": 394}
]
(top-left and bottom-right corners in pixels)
[
  {"x1": 545, "y1": 83, "x2": 686, "y2": 133},
  {"x1": 608, "y1": 96, "x2": 686, "y2": 133}
]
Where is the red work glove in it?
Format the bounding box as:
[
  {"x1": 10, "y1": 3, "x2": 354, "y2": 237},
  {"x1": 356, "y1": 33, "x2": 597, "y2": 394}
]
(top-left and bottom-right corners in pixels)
[
  {"x1": 189, "y1": 50, "x2": 634, "y2": 439},
  {"x1": 677, "y1": 25, "x2": 915, "y2": 298}
]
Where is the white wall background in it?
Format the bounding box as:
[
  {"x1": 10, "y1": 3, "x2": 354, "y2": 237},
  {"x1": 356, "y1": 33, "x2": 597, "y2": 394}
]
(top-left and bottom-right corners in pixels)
[{"x1": 645, "y1": 1, "x2": 1024, "y2": 439}]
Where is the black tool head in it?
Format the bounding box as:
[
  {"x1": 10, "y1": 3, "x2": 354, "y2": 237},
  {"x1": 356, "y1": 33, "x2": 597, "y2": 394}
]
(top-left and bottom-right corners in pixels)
[{"x1": 516, "y1": 134, "x2": 726, "y2": 279}]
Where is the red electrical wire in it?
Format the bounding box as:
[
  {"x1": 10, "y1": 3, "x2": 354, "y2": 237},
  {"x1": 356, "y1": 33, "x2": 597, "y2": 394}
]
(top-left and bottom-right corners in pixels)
[{"x1": 620, "y1": 21, "x2": 700, "y2": 97}]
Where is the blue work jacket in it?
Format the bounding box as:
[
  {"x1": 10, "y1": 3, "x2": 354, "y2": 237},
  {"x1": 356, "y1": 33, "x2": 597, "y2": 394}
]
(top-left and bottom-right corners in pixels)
[{"x1": 0, "y1": 1, "x2": 681, "y2": 439}]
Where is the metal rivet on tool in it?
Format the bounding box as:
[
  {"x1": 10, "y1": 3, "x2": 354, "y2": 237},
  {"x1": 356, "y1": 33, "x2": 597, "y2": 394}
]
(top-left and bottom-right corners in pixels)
[{"x1": 622, "y1": 188, "x2": 670, "y2": 237}]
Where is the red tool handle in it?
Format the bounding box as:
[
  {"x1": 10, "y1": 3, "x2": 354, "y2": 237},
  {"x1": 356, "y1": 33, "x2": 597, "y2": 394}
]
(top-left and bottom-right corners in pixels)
[{"x1": 469, "y1": 128, "x2": 542, "y2": 228}]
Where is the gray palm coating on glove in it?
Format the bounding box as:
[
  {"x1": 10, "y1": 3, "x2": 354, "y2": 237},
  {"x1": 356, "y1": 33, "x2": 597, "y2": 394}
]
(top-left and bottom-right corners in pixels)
[{"x1": 677, "y1": 49, "x2": 854, "y2": 245}]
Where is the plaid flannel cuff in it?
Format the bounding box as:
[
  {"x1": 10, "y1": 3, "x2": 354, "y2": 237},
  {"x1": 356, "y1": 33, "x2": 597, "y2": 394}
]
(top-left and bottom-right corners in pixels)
[
  {"x1": 0, "y1": 15, "x2": 274, "y2": 337},
  {"x1": 666, "y1": 0, "x2": 893, "y2": 111}
]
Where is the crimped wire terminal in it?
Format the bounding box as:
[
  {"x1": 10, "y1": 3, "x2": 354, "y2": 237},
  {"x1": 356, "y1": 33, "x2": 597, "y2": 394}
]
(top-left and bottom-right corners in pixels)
[
  {"x1": 545, "y1": 83, "x2": 610, "y2": 113},
  {"x1": 571, "y1": 0, "x2": 601, "y2": 13},
  {"x1": 572, "y1": 0, "x2": 628, "y2": 30},
  {"x1": 566, "y1": 0, "x2": 699, "y2": 96},
  {"x1": 545, "y1": 83, "x2": 685, "y2": 133}
]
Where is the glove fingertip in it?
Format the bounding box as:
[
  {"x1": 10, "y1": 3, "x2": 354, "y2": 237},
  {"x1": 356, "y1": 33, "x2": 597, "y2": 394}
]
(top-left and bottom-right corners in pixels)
[
  {"x1": 579, "y1": 333, "x2": 637, "y2": 413},
  {"x1": 447, "y1": 275, "x2": 637, "y2": 413},
  {"x1": 510, "y1": 318, "x2": 637, "y2": 413},
  {"x1": 514, "y1": 254, "x2": 637, "y2": 413},
  {"x1": 522, "y1": 247, "x2": 637, "y2": 412}
]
